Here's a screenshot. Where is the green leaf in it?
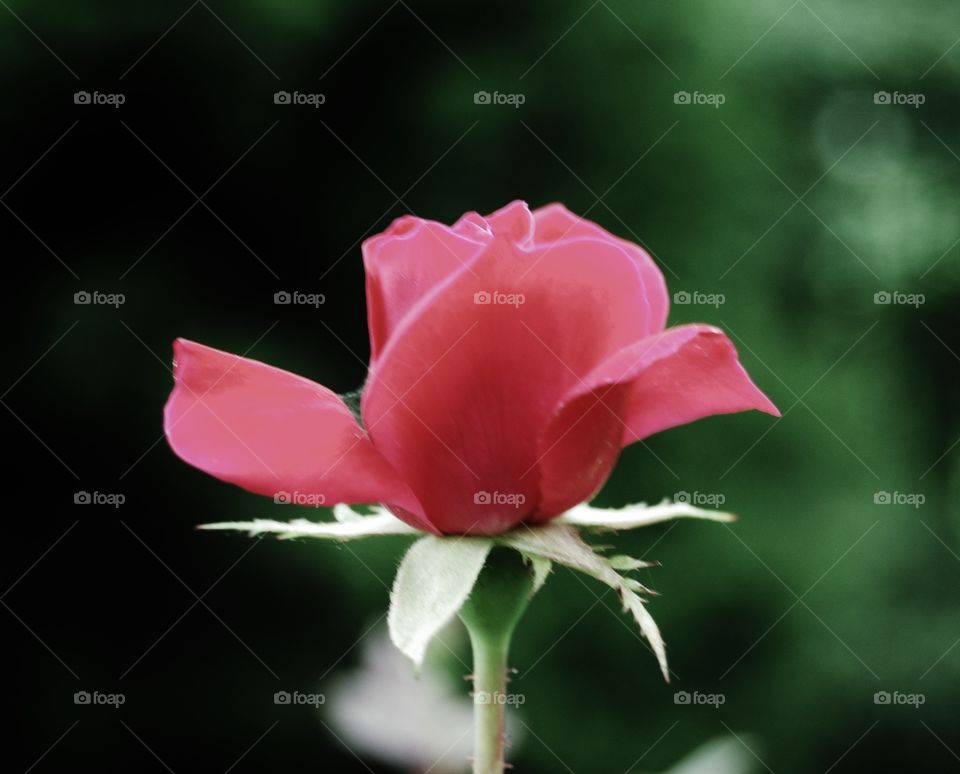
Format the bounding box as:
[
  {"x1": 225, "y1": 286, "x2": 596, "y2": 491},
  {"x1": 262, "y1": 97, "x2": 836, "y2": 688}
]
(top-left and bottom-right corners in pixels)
[
  {"x1": 557, "y1": 498, "x2": 735, "y2": 531},
  {"x1": 523, "y1": 553, "x2": 553, "y2": 596},
  {"x1": 608, "y1": 554, "x2": 656, "y2": 571},
  {"x1": 197, "y1": 506, "x2": 419, "y2": 540},
  {"x1": 332, "y1": 504, "x2": 364, "y2": 523},
  {"x1": 497, "y1": 523, "x2": 669, "y2": 681},
  {"x1": 388, "y1": 536, "x2": 494, "y2": 668}
]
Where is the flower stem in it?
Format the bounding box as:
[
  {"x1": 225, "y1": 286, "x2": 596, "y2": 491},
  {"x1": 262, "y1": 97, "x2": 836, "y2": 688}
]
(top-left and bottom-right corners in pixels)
[{"x1": 458, "y1": 548, "x2": 534, "y2": 774}]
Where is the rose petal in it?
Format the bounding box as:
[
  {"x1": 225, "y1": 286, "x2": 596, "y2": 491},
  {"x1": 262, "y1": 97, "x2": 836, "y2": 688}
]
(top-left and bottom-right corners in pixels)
[
  {"x1": 602, "y1": 324, "x2": 780, "y2": 443},
  {"x1": 532, "y1": 202, "x2": 669, "y2": 334},
  {"x1": 484, "y1": 200, "x2": 535, "y2": 245},
  {"x1": 530, "y1": 325, "x2": 779, "y2": 519},
  {"x1": 164, "y1": 339, "x2": 432, "y2": 530},
  {"x1": 451, "y1": 211, "x2": 492, "y2": 240},
  {"x1": 532, "y1": 381, "x2": 632, "y2": 519},
  {"x1": 361, "y1": 234, "x2": 653, "y2": 534},
  {"x1": 363, "y1": 217, "x2": 487, "y2": 365}
]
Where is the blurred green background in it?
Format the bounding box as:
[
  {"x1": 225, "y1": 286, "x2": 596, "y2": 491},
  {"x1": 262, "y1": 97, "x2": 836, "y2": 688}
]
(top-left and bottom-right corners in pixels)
[{"x1": 3, "y1": 0, "x2": 959, "y2": 771}]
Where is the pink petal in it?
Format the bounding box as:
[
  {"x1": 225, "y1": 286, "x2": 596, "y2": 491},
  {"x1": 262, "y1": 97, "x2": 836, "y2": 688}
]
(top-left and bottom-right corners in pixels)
[
  {"x1": 532, "y1": 381, "x2": 633, "y2": 518},
  {"x1": 363, "y1": 217, "x2": 487, "y2": 366},
  {"x1": 451, "y1": 211, "x2": 492, "y2": 240},
  {"x1": 452, "y1": 201, "x2": 536, "y2": 244},
  {"x1": 484, "y1": 200, "x2": 535, "y2": 245},
  {"x1": 530, "y1": 325, "x2": 779, "y2": 520},
  {"x1": 605, "y1": 324, "x2": 780, "y2": 442},
  {"x1": 532, "y1": 202, "x2": 670, "y2": 334},
  {"x1": 164, "y1": 339, "x2": 431, "y2": 530},
  {"x1": 361, "y1": 234, "x2": 653, "y2": 535}
]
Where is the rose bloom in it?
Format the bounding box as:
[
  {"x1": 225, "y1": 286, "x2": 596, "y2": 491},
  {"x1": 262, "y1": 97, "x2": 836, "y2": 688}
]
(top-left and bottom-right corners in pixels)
[{"x1": 165, "y1": 201, "x2": 777, "y2": 535}]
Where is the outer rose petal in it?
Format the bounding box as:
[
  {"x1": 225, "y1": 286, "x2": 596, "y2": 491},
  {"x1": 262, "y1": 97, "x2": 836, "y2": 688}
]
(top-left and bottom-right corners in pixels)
[
  {"x1": 532, "y1": 202, "x2": 670, "y2": 333},
  {"x1": 363, "y1": 217, "x2": 487, "y2": 365},
  {"x1": 533, "y1": 381, "x2": 632, "y2": 518},
  {"x1": 164, "y1": 339, "x2": 432, "y2": 530},
  {"x1": 602, "y1": 324, "x2": 780, "y2": 443},
  {"x1": 530, "y1": 325, "x2": 780, "y2": 520},
  {"x1": 361, "y1": 235, "x2": 654, "y2": 535}
]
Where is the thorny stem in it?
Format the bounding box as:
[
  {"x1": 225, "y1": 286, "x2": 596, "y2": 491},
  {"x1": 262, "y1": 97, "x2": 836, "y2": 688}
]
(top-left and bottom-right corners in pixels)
[{"x1": 458, "y1": 549, "x2": 534, "y2": 774}]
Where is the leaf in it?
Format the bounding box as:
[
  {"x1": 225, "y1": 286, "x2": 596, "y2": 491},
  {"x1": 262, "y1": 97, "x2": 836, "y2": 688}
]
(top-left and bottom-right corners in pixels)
[
  {"x1": 497, "y1": 523, "x2": 669, "y2": 681},
  {"x1": 388, "y1": 536, "x2": 493, "y2": 668},
  {"x1": 620, "y1": 591, "x2": 670, "y2": 682},
  {"x1": 332, "y1": 504, "x2": 364, "y2": 523},
  {"x1": 608, "y1": 554, "x2": 656, "y2": 571},
  {"x1": 198, "y1": 506, "x2": 419, "y2": 540},
  {"x1": 558, "y1": 498, "x2": 735, "y2": 531},
  {"x1": 623, "y1": 577, "x2": 656, "y2": 594},
  {"x1": 523, "y1": 553, "x2": 553, "y2": 596}
]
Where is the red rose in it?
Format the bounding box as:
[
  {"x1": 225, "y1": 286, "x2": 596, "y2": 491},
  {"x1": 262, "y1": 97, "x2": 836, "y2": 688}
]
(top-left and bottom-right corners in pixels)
[{"x1": 165, "y1": 201, "x2": 777, "y2": 535}]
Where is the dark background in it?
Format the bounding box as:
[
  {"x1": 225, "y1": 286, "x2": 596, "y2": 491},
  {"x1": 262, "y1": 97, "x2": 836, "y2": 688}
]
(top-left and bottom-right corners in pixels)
[{"x1": 4, "y1": 1, "x2": 960, "y2": 771}]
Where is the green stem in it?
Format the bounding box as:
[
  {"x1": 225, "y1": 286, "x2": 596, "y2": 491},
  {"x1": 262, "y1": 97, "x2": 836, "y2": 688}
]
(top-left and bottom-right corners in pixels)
[
  {"x1": 458, "y1": 549, "x2": 534, "y2": 774},
  {"x1": 470, "y1": 630, "x2": 509, "y2": 773}
]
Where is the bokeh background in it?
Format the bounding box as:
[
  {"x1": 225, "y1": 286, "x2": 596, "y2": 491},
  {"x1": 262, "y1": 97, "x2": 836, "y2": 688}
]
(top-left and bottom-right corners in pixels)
[{"x1": 4, "y1": 0, "x2": 960, "y2": 771}]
